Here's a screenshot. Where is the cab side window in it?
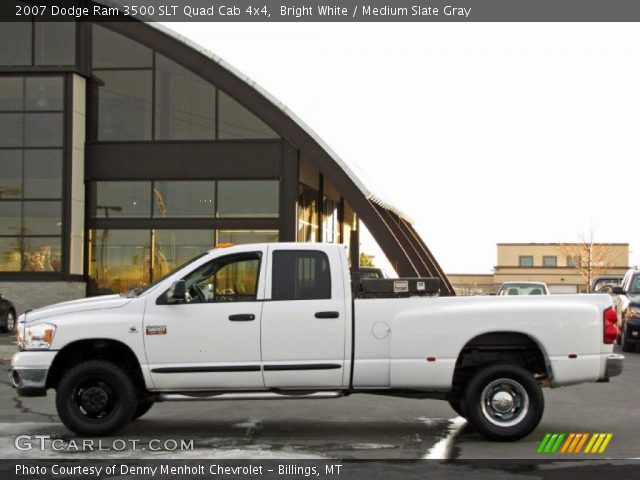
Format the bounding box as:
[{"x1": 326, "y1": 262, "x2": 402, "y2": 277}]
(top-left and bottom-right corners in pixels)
[
  {"x1": 183, "y1": 253, "x2": 261, "y2": 303},
  {"x1": 272, "y1": 250, "x2": 331, "y2": 300}
]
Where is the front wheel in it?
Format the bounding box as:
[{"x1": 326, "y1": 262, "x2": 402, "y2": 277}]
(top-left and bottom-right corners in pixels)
[
  {"x1": 462, "y1": 364, "x2": 544, "y2": 441},
  {"x1": 56, "y1": 360, "x2": 137, "y2": 436}
]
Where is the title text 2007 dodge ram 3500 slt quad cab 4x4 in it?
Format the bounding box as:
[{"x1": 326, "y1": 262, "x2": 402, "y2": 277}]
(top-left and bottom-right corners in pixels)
[{"x1": 11, "y1": 243, "x2": 623, "y2": 441}]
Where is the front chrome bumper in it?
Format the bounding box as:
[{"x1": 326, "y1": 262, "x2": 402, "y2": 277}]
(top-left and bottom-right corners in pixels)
[
  {"x1": 605, "y1": 354, "x2": 624, "y2": 378},
  {"x1": 10, "y1": 368, "x2": 48, "y2": 396},
  {"x1": 10, "y1": 351, "x2": 56, "y2": 397}
]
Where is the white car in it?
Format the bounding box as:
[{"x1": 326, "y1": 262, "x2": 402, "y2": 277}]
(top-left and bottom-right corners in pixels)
[
  {"x1": 11, "y1": 243, "x2": 622, "y2": 441},
  {"x1": 497, "y1": 282, "x2": 550, "y2": 296}
]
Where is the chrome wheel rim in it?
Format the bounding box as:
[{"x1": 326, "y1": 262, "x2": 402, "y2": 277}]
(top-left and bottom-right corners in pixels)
[{"x1": 480, "y1": 378, "x2": 529, "y2": 427}]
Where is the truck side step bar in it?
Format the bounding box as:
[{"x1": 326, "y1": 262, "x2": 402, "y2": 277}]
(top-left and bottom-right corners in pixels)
[{"x1": 157, "y1": 391, "x2": 345, "y2": 402}]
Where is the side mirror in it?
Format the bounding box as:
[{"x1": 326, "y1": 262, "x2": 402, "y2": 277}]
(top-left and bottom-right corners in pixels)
[
  {"x1": 611, "y1": 286, "x2": 626, "y2": 295},
  {"x1": 167, "y1": 280, "x2": 187, "y2": 303}
]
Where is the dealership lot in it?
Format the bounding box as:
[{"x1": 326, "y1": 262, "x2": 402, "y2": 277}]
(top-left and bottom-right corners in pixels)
[{"x1": 1, "y1": 333, "x2": 637, "y2": 460}]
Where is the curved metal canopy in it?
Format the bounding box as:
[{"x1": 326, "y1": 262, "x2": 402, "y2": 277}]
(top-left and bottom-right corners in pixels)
[{"x1": 93, "y1": 8, "x2": 455, "y2": 295}]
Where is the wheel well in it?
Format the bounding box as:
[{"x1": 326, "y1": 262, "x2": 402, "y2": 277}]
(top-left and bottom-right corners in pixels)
[
  {"x1": 46, "y1": 339, "x2": 145, "y2": 391},
  {"x1": 451, "y1": 332, "x2": 549, "y2": 394}
]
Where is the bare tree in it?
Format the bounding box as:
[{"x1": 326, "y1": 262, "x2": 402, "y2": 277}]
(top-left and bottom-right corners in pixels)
[{"x1": 559, "y1": 229, "x2": 617, "y2": 292}]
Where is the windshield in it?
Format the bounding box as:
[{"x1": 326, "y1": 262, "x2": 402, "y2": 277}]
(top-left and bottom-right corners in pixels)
[
  {"x1": 593, "y1": 278, "x2": 622, "y2": 293},
  {"x1": 123, "y1": 252, "x2": 209, "y2": 297},
  {"x1": 630, "y1": 275, "x2": 640, "y2": 295},
  {"x1": 498, "y1": 284, "x2": 546, "y2": 296}
]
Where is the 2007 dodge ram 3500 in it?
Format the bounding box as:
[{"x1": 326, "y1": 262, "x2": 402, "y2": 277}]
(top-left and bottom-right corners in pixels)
[{"x1": 11, "y1": 243, "x2": 623, "y2": 441}]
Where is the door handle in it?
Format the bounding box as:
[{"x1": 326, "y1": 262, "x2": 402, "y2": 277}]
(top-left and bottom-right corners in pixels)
[
  {"x1": 228, "y1": 314, "x2": 256, "y2": 321},
  {"x1": 315, "y1": 311, "x2": 340, "y2": 319}
]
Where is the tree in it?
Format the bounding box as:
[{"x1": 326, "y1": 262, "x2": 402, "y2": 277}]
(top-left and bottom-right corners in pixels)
[
  {"x1": 559, "y1": 229, "x2": 616, "y2": 292},
  {"x1": 359, "y1": 252, "x2": 375, "y2": 267}
]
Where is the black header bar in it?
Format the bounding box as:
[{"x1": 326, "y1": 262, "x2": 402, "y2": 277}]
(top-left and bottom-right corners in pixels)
[{"x1": 2, "y1": 0, "x2": 640, "y2": 22}]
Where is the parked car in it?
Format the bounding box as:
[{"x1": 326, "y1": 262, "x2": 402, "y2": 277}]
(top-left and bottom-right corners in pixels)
[
  {"x1": 11, "y1": 243, "x2": 622, "y2": 441},
  {"x1": 497, "y1": 282, "x2": 550, "y2": 296},
  {"x1": 612, "y1": 267, "x2": 640, "y2": 352},
  {"x1": 591, "y1": 275, "x2": 624, "y2": 294},
  {"x1": 0, "y1": 293, "x2": 17, "y2": 334}
]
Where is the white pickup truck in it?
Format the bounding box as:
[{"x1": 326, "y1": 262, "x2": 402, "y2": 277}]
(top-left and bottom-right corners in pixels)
[{"x1": 11, "y1": 243, "x2": 623, "y2": 441}]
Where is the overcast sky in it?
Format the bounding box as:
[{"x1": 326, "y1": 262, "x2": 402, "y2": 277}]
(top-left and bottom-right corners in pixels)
[{"x1": 163, "y1": 22, "x2": 640, "y2": 274}]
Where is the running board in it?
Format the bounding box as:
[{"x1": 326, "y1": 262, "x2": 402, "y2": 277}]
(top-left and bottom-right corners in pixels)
[{"x1": 157, "y1": 391, "x2": 344, "y2": 402}]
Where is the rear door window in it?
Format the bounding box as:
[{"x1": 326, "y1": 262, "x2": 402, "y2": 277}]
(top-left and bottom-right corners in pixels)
[{"x1": 271, "y1": 250, "x2": 331, "y2": 300}]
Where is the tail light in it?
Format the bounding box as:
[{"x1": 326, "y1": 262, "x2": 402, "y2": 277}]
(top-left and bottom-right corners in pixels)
[{"x1": 603, "y1": 307, "x2": 618, "y2": 344}]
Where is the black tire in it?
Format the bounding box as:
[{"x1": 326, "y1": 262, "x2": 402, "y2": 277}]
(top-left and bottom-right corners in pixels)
[
  {"x1": 462, "y1": 363, "x2": 544, "y2": 441},
  {"x1": 621, "y1": 325, "x2": 634, "y2": 352},
  {"x1": 55, "y1": 360, "x2": 138, "y2": 436},
  {"x1": 133, "y1": 399, "x2": 154, "y2": 419},
  {"x1": 0, "y1": 310, "x2": 16, "y2": 334},
  {"x1": 447, "y1": 396, "x2": 465, "y2": 418}
]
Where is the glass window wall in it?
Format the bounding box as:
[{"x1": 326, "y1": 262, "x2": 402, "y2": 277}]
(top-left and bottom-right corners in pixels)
[
  {"x1": 298, "y1": 183, "x2": 319, "y2": 242},
  {"x1": 0, "y1": 238, "x2": 21, "y2": 272},
  {"x1": 22, "y1": 237, "x2": 62, "y2": 272},
  {"x1": 0, "y1": 113, "x2": 23, "y2": 147},
  {"x1": 152, "y1": 229, "x2": 214, "y2": 281},
  {"x1": 92, "y1": 25, "x2": 153, "y2": 69},
  {"x1": 0, "y1": 76, "x2": 64, "y2": 273},
  {"x1": 96, "y1": 70, "x2": 153, "y2": 141},
  {"x1": 218, "y1": 230, "x2": 279, "y2": 245},
  {"x1": 88, "y1": 228, "x2": 280, "y2": 295},
  {"x1": 218, "y1": 91, "x2": 278, "y2": 140},
  {"x1": 24, "y1": 113, "x2": 64, "y2": 147},
  {"x1": 93, "y1": 182, "x2": 152, "y2": 218},
  {"x1": 89, "y1": 229, "x2": 151, "y2": 295},
  {"x1": 0, "y1": 23, "x2": 32, "y2": 66},
  {"x1": 0, "y1": 77, "x2": 24, "y2": 110},
  {"x1": 25, "y1": 77, "x2": 64, "y2": 111},
  {"x1": 90, "y1": 25, "x2": 279, "y2": 141},
  {"x1": 23, "y1": 150, "x2": 63, "y2": 198},
  {"x1": 155, "y1": 54, "x2": 216, "y2": 140},
  {"x1": 153, "y1": 181, "x2": 215, "y2": 218},
  {"x1": 34, "y1": 22, "x2": 76, "y2": 66},
  {"x1": 217, "y1": 180, "x2": 279, "y2": 218},
  {"x1": 0, "y1": 150, "x2": 22, "y2": 199}
]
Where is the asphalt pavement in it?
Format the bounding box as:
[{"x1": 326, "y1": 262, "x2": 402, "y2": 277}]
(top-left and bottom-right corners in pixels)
[{"x1": 1, "y1": 333, "x2": 638, "y2": 460}]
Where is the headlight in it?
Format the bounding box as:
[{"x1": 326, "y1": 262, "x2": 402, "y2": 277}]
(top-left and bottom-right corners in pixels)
[
  {"x1": 627, "y1": 306, "x2": 640, "y2": 318},
  {"x1": 21, "y1": 323, "x2": 56, "y2": 350}
]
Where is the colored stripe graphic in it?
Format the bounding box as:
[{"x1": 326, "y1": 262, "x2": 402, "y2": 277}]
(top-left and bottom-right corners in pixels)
[
  {"x1": 539, "y1": 433, "x2": 613, "y2": 454},
  {"x1": 537, "y1": 433, "x2": 552, "y2": 453},
  {"x1": 574, "y1": 433, "x2": 589, "y2": 453},
  {"x1": 550, "y1": 433, "x2": 565, "y2": 453},
  {"x1": 545, "y1": 433, "x2": 559, "y2": 453},
  {"x1": 560, "y1": 433, "x2": 575, "y2": 453}
]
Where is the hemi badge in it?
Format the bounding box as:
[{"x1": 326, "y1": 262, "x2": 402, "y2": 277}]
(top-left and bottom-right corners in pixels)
[{"x1": 146, "y1": 325, "x2": 167, "y2": 335}]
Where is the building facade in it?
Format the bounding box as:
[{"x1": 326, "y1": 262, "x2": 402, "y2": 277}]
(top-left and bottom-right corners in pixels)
[
  {"x1": 448, "y1": 242, "x2": 629, "y2": 295},
  {"x1": 494, "y1": 243, "x2": 629, "y2": 294},
  {"x1": 0, "y1": 16, "x2": 453, "y2": 312}
]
